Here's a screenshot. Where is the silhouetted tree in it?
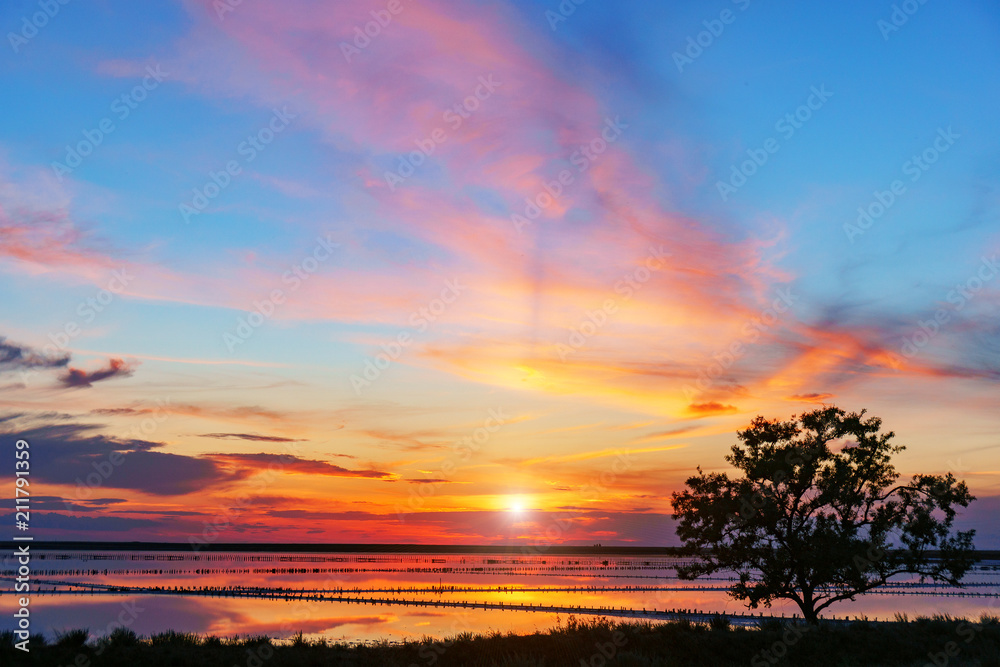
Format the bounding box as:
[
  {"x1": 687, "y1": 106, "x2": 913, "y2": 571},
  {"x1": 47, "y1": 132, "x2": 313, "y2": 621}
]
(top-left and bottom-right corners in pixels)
[{"x1": 671, "y1": 406, "x2": 976, "y2": 623}]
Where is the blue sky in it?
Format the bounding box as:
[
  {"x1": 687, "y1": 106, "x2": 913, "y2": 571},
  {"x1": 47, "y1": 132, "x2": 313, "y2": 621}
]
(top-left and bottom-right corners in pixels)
[{"x1": 1, "y1": 0, "x2": 998, "y2": 545}]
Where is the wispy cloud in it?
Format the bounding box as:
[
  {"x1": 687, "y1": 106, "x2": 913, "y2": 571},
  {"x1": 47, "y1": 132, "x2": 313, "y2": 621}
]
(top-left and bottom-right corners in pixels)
[
  {"x1": 687, "y1": 402, "x2": 738, "y2": 416},
  {"x1": 198, "y1": 432, "x2": 304, "y2": 443},
  {"x1": 209, "y1": 453, "x2": 395, "y2": 480},
  {"x1": 788, "y1": 392, "x2": 835, "y2": 403},
  {"x1": 518, "y1": 443, "x2": 687, "y2": 466},
  {"x1": 0, "y1": 336, "x2": 69, "y2": 372}
]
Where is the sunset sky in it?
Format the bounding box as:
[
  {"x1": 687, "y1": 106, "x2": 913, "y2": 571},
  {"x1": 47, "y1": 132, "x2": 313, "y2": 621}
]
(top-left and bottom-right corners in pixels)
[{"x1": 1, "y1": 0, "x2": 998, "y2": 546}]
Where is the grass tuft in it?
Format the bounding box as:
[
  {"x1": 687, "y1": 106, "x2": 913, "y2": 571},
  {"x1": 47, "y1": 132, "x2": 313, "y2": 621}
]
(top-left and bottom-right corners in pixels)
[{"x1": 54, "y1": 628, "x2": 89, "y2": 649}]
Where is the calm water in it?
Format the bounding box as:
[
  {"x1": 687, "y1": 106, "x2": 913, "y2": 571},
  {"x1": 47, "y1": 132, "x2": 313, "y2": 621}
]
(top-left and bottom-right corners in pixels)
[{"x1": 3, "y1": 550, "x2": 999, "y2": 643}]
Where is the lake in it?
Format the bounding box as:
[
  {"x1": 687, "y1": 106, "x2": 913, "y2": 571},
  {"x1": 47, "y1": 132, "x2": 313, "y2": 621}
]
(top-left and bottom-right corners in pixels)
[{"x1": 4, "y1": 549, "x2": 999, "y2": 643}]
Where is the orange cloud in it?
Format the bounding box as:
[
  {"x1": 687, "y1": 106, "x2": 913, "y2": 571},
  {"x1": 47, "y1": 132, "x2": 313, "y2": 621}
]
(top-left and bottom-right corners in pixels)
[{"x1": 686, "y1": 402, "x2": 738, "y2": 416}]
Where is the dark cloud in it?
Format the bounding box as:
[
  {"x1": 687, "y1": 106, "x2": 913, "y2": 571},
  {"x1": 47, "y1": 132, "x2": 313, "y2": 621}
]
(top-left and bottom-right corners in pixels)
[
  {"x1": 114, "y1": 509, "x2": 206, "y2": 517},
  {"x1": 209, "y1": 452, "x2": 395, "y2": 479},
  {"x1": 0, "y1": 411, "x2": 89, "y2": 430},
  {"x1": 405, "y1": 478, "x2": 450, "y2": 484},
  {"x1": 6, "y1": 422, "x2": 247, "y2": 495},
  {"x1": 0, "y1": 512, "x2": 160, "y2": 532},
  {"x1": 29, "y1": 495, "x2": 129, "y2": 512},
  {"x1": 41, "y1": 410, "x2": 76, "y2": 419},
  {"x1": 0, "y1": 336, "x2": 69, "y2": 372},
  {"x1": 79, "y1": 497, "x2": 128, "y2": 506},
  {"x1": 198, "y1": 432, "x2": 304, "y2": 442},
  {"x1": 60, "y1": 357, "x2": 136, "y2": 388},
  {"x1": 232, "y1": 494, "x2": 296, "y2": 508},
  {"x1": 266, "y1": 509, "x2": 389, "y2": 521}
]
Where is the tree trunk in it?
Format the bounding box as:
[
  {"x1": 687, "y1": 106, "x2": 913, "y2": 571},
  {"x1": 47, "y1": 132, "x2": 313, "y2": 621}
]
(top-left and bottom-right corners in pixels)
[{"x1": 796, "y1": 594, "x2": 820, "y2": 624}]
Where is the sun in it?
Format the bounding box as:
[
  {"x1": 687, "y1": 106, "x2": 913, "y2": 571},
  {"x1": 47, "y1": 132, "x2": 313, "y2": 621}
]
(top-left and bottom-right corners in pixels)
[{"x1": 508, "y1": 497, "x2": 526, "y2": 513}]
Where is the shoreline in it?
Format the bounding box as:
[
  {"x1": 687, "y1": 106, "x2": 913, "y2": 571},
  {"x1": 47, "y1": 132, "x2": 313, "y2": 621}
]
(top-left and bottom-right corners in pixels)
[
  {"x1": 6, "y1": 542, "x2": 1000, "y2": 559},
  {"x1": 4, "y1": 615, "x2": 999, "y2": 667}
]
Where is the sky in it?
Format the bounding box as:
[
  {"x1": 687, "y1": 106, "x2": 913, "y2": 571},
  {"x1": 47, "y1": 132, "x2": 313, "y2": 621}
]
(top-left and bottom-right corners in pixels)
[{"x1": 1, "y1": 0, "x2": 998, "y2": 547}]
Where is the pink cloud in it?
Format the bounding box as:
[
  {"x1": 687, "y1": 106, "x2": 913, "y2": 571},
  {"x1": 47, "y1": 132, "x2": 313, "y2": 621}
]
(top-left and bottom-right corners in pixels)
[{"x1": 21, "y1": 0, "x2": 986, "y2": 422}]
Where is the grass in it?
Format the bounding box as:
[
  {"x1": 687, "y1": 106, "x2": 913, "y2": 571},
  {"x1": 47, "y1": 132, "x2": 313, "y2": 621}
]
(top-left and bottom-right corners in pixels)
[{"x1": 1, "y1": 614, "x2": 998, "y2": 666}]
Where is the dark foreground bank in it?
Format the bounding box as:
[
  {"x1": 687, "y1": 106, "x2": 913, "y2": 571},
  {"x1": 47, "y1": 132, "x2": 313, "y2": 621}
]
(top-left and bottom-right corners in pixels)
[{"x1": 3, "y1": 615, "x2": 999, "y2": 667}]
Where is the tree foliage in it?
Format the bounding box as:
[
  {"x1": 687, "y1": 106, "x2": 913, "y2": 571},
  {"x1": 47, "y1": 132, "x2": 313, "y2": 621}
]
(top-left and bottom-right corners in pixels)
[{"x1": 670, "y1": 407, "x2": 976, "y2": 623}]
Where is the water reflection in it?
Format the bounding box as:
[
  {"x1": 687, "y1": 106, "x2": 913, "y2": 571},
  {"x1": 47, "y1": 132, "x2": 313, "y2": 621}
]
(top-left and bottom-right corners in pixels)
[{"x1": 3, "y1": 550, "x2": 998, "y2": 642}]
